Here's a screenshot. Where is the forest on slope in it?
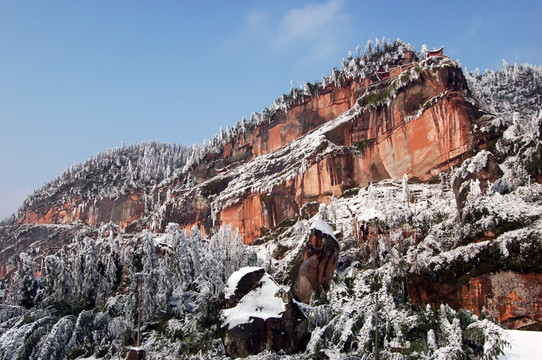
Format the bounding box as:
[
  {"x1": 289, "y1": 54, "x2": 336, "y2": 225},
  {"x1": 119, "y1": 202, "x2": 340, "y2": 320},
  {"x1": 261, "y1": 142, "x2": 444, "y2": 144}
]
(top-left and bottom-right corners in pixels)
[{"x1": 0, "y1": 39, "x2": 541, "y2": 359}]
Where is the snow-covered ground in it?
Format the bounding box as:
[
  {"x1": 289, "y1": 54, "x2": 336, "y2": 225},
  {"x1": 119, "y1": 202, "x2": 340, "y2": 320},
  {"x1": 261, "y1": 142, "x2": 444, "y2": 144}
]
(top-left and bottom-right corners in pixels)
[{"x1": 499, "y1": 330, "x2": 542, "y2": 360}]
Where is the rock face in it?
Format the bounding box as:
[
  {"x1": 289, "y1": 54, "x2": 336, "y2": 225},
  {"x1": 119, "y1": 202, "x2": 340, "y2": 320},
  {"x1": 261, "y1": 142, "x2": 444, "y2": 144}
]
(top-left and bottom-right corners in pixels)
[
  {"x1": 219, "y1": 267, "x2": 308, "y2": 358},
  {"x1": 153, "y1": 56, "x2": 480, "y2": 244},
  {"x1": 452, "y1": 151, "x2": 504, "y2": 212},
  {"x1": 296, "y1": 218, "x2": 340, "y2": 303},
  {"x1": 19, "y1": 190, "x2": 145, "y2": 231},
  {"x1": 408, "y1": 271, "x2": 542, "y2": 330},
  {"x1": 16, "y1": 56, "x2": 480, "y2": 247}
]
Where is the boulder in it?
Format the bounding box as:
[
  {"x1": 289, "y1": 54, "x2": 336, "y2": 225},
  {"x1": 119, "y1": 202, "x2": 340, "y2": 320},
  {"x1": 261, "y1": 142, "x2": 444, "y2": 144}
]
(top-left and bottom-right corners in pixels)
[
  {"x1": 126, "y1": 348, "x2": 146, "y2": 360},
  {"x1": 219, "y1": 267, "x2": 308, "y2": 358},
  {"x1": 222, "y1": 267, "x2": 265, "y2": 308}
]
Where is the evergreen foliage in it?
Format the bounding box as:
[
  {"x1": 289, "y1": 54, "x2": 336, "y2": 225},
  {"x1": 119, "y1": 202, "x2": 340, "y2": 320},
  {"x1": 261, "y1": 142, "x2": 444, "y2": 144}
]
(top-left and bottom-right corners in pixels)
[
  {"x1": 0, "y1": 224, "x2": 256, "y2": 358},
  {"x1": 1, "y1": 39, "x2": 541, "y2": 359}
]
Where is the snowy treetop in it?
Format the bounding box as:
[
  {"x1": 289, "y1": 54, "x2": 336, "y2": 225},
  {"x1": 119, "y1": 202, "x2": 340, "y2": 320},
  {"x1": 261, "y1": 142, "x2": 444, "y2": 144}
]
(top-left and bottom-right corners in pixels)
[
  {"x1": 466, "y1": 61, "x2": 542, "y2": 125},
  {"x1": 268, "y1": 38, "x2": 419, "y2": 114},
  {"x1": 21, "y1": 141, "x2": 192, "y2": 209}
]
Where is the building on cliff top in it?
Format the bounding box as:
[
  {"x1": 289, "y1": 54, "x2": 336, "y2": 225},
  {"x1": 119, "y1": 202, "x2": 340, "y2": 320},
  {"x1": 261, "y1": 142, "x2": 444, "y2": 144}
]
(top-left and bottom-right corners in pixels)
[{"x1": 427, "y1": 46, "x2": 444, "y2": 57}]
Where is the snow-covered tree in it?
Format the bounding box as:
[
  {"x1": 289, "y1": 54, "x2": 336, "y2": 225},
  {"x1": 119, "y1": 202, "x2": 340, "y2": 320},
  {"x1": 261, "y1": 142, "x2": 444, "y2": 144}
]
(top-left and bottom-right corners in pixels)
[
  {"x1": 16, "y1": 253, "x2": 38, "y2": 309},
  {"x1": 99, "y1": 233, "x2": 123, "y2": 297},
  {"x1": 42, "y1": 255, "x2": 73, "y2": 307},
  {"x1": 139, "y1": 231, "x2": 161, "y2": 322},
  {"x1": 189, "y1": 226, "x2": 205, "y2": 284},
  {"x1": 166, "y1": 223, "x2": 193, "y2": 295}
]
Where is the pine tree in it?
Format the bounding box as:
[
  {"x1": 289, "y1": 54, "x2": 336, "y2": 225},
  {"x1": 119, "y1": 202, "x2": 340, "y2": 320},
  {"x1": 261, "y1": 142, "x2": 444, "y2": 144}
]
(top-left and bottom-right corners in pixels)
[
  {"x1": 189, "y1": 227, "x2": 204, "y2": 285},
  {"x1": 100, "y1": 233, "x2": 123, "y2": 296},
  {"x1": 81, "y1": 239, "x2": 99, "y2": 309},
  {"x1": 138, "y1": 230, "x2": 161, "y2": 322},
  {"x1": 42, "y1": 255, "x2": 73, "y2": 307},
  {"x1": 17, "y1": 253, "x2": 38, "y2": 309},
  {"x1": 166, "y1": 223, "x2": 193, "y2": 294}
]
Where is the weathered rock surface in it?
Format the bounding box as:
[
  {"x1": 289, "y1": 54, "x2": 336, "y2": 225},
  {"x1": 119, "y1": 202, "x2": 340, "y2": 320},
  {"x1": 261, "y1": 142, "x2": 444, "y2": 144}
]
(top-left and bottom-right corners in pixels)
[
  {"x1": 153, "y1": 57, "x2": 481, "y2": 243},
  {"x1": 19, "y1": 189, "x2": 145, "y2": 231},
  {"x1": 17, "y1": 56, "x2": 482, "y2": 247},
  {"x1": 408, "y1": 271, "x2": 542, "y2": 329},
  {"x1": 219, "y1": 267, "x2": 308, "y2": 358},
  {"x1": 296, "y1": 218, "x2": 340, "y2": 303}
]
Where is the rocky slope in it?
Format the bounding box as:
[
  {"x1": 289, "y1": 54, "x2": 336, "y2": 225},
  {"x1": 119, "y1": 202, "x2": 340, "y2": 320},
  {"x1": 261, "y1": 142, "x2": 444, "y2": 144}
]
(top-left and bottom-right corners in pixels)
[
  {"x1": 1, "y1": 39, "x2": 541, "y2": 359},
  {"x1": 18, "y1": 49, "x2": 486, "y2": 245}
]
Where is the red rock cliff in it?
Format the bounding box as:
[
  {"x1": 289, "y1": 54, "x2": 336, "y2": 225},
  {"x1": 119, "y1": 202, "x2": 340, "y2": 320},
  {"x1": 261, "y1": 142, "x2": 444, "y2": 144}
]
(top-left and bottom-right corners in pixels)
[
  {"x1": 408, "y1": 271, "x2": 542, "y2": 330},
  {"x1": 18, "y1": 56, "x2": 479, "y2": 245},
  {"x1": 190, "y1": 57, "x2": 478, "y2": 244}
]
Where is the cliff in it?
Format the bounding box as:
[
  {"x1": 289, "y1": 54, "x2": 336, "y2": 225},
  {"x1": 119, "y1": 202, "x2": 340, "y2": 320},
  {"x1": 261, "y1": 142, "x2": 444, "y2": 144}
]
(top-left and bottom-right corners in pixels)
[
  {"x1": 17, "y1": 55, "x2": 484, "y2": 246},
  {"x1": 2, "y1": 40, "x2": 542, "y2": 359},
  {"x1": 152, "y1": 56, "x2": 485, "y2": 244}
]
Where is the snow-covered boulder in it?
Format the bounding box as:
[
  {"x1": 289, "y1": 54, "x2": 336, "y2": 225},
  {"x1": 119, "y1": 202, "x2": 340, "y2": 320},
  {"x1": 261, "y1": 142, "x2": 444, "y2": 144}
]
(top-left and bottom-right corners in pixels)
[
  {"x1": 222, "y1": 266, "x2": 265, "y2": 308},
  {"x1": 219, "y1": 267, "x2": 308, "y2": 358}
]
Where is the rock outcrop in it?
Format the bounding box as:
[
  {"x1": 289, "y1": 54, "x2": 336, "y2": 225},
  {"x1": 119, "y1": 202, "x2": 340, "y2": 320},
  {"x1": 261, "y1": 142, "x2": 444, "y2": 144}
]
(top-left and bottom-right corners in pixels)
[
  {"x1": 152, "y1": 56, "x2": 481, "y2": 243},
  {"x1": 296, "y1": 218, "x2": 340, "y2": 303},
  {"x1": 219, "y1": 267, "x2": 308, "y2": 358},
  {"x1": 19, "y1": 189, "x2": 145, "y2": 231},
  {"x1": 16, "y1": 55, "x2": 482, "y2": 247},
  {"x1": 452, "y1": 151, "x2": 504, "y2": 212},
  {"x1": 408, "y1": 271, "x2": 542, "y2": 330}
]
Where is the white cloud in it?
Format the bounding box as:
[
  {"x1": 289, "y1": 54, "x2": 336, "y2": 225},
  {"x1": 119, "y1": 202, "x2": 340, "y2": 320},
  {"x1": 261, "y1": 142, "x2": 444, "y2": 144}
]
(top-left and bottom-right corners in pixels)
[
  {"x1": 246, "y1": 9, "x2": 269, "y2": 31},
  {"x1": 273, "y1": 0, "x2": 347, "y2": 49},
  {"x1": 244, "y1": 0, "x2": 351, "y2": 58}
]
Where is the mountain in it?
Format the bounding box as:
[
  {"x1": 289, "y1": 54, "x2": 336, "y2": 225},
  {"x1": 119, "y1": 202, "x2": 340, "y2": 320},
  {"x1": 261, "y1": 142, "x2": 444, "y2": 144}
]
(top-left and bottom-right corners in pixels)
[{"x1": 0, "y1": 39, "x2": 541, "y2": 359}]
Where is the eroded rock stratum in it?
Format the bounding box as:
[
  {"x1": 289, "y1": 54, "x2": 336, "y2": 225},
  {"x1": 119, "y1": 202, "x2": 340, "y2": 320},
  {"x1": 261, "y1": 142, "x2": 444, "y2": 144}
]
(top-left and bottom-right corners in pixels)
[{"x1": 3, "y1": 41, "x2": 542, "y2": 360}]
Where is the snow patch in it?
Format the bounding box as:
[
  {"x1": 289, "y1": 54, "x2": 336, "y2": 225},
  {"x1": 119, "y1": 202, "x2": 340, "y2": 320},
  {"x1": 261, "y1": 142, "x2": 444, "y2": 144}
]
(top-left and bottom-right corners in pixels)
[
  {"x1": 221, "y1": 274, "x2": 286, "y2": 330},
  {"x1": 223, "y1": 266, "x2": 263, "y2": 298},
  {"x1": 499, "y1": 330, "x2": 542, "y2": 360},
  {"x1": 311, "y1": 216, "x2": 336, "y2": 239}
]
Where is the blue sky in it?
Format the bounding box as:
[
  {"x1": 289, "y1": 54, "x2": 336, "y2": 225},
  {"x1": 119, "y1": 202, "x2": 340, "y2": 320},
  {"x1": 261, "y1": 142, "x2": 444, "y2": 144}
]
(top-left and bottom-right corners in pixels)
[{"x1": 1, "y1": 0, "x2": 541, "y2": 219}]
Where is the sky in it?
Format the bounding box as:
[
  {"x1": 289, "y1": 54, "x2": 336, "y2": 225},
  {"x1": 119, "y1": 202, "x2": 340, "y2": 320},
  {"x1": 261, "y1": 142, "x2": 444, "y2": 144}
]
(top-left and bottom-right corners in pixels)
[{"x1": 0, "y1": 0, "x2": 541, "y2": 220}]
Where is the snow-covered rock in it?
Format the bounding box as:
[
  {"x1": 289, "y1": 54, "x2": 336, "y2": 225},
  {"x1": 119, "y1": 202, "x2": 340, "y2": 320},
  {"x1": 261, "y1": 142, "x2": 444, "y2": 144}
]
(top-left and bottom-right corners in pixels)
[{"x1": 220, "y1": 268, "x2": 308, "y2": 357}]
